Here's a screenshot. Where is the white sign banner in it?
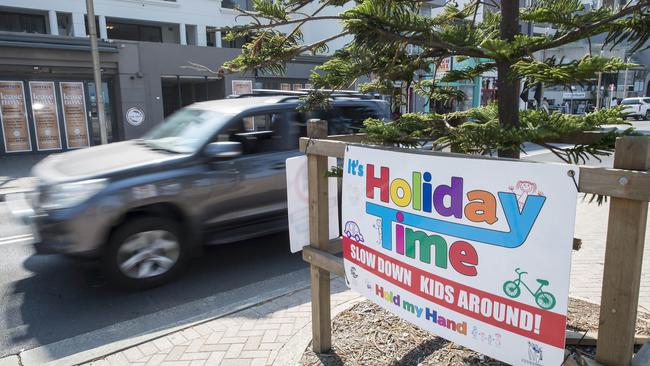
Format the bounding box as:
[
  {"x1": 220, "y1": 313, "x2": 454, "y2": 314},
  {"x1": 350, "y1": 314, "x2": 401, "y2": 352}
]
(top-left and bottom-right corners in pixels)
[
  {"x1": 562, "y1": 92, "x2": 586, "y2": 99},
  {"x1": 342, "y1": 146, "x2": 578, "y2": 366},
  {"x1": 286, "y1": 155, "x2": 339, "y2": 253}
]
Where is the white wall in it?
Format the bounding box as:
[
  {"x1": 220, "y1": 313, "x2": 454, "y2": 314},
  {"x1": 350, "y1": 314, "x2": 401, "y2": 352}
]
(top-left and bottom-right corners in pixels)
[{"x1": 0, "y1": 0, "x2": 352, "y2": 55}]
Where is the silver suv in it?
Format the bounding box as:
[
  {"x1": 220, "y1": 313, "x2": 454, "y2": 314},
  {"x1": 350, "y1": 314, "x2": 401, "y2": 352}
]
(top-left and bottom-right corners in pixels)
[
  {"x1": 620, "y1": 97, "x2": 650, "y2": 120},
  {"x1": 11, "y1": 93, "x2": 389, "y2": 288}
]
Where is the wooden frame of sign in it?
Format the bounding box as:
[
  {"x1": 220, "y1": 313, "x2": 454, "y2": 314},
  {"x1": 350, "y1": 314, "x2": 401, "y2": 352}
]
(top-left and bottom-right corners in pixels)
[{"x1": 301, "y1": 122, "x2": 650, "y2": 366}]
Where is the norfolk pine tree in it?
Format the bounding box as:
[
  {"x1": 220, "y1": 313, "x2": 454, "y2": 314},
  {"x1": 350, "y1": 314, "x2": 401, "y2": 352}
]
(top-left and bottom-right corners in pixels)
[{"x1": 218, "y1": 0, "x2": 650, "y2": 160}]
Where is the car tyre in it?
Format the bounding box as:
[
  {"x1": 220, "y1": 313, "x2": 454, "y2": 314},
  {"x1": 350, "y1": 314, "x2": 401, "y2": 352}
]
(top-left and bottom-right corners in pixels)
[
  {"x1": 104, "y1": 216, "x2": 188, "y2": 289},
  {"x1": 645, "y1": 110, "x2": 650, "y2": 120},
  {"x1": 636, "y1": 115, "x2": 643, "y2": 121}
]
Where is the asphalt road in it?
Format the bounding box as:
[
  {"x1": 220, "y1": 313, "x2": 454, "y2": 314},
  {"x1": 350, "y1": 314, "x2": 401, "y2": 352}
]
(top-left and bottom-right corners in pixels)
[
  {"x1": 0, "y1": 204, "x2": 309, "y2": 358},
  {"x1": 0, "y1": 119, "x2": 646, "y2": 359}
]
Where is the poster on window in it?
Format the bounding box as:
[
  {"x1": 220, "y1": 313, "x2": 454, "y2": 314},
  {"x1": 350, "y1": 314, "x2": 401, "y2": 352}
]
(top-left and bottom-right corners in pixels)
[
  {"x1": 29, "y1": 81, "x2": 62, "y2": 151},
  {"x1": 280, "y1": 83, "x2": 291, "y2": 91},
  {"x1": 342, "y1": 146, "x2": 579, "y2": 365},
  {"x1": 292, "y1": 83, "x2": 303, "y2": 91},
  {"x1": 0, "y1": 81, "x2": 32, "y2": 153},
  {"x1": 232, "y1": 80, "x2": 253, "y2": 96},
  {"x1": 60, "y1": 82, "x2": 90, "y2": 149}
]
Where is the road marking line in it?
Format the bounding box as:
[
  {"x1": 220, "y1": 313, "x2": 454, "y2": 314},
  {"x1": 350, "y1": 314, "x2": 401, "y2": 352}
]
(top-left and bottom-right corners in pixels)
[
  {"x1": 0, "y1": 233, "x2": 32, "y2": 242},
  {"x1": 0, "y1": 235, "x2": 34, "y2": 245}
]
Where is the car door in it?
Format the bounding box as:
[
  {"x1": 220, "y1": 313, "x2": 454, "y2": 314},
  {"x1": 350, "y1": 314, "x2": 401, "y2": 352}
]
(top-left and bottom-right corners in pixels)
[{"x1": 202, "y1": 109, "x2": 301, "y2": 239}]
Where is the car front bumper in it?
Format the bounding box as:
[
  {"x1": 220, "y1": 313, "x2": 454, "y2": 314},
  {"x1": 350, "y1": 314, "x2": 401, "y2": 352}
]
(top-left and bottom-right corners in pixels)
[{"x1": 7, "y1": 192, "x2": 107, "y2": 257}]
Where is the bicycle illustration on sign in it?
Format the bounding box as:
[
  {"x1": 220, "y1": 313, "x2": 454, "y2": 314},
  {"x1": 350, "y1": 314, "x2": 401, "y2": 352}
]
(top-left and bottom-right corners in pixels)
[{"x1": 503, "y1": 268, "x2": 556, "y2": 310}]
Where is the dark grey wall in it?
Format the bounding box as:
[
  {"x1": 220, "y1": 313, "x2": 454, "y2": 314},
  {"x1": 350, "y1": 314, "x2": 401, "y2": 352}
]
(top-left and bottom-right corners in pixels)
[
  {"x1": 116, "y1": 41, "x2": 249, "y2": 139},
  {"x1": 116, "y1": 41, "x2": 326, "y2": 139}
]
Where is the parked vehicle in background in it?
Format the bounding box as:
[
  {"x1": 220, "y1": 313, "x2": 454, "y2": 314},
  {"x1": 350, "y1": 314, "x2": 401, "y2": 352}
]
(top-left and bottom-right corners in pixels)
[
  {"x1": 620, "y1": 97, "x2": 650, "y2": 120},
  {"x1": 9, "y1": 91, "x2": 389, "y2": 289}
]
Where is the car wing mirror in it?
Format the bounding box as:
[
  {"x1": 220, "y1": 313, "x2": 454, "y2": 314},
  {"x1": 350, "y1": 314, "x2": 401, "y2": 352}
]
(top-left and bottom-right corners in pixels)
[{"x1": 204, "y1": 141, "x2": 242, "y2": 158}]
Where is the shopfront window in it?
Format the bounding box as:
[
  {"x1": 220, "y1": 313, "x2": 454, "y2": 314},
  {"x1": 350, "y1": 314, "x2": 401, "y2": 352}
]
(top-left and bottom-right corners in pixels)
[
  {"x1": 161, "y1": 76, "x2": 225, "y2": 117},
  {"x1": 0, "y1": 11, "x2": 46, "y2": 34},
  {"x1": 221, "y1": 0, "x2": 253, "y2": 10},
  {"x1": 87, "y1": 81, "x2": 115, "y2": 145},
  {"x1": 107, "y1": 21, "x2": 162, "y2": 42}
]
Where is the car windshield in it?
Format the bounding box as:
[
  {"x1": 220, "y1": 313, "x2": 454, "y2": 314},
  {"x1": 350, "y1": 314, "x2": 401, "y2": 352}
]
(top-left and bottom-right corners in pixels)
[
  {"x1": 622, "y1": 99, "x2": 641, "y2": 105},
  {"x1": 143, "y1": 108, "x2": 233, "y2": 153}
]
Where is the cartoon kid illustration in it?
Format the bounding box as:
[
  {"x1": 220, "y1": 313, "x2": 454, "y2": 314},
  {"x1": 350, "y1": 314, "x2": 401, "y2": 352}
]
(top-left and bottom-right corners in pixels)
[
  {"x1": 494, "y1": 334, "x2": 502, "y2": 347},
  {"x1": 528, "y1": 341, "x2": 543, "y2": 362},
  {"x1": 509, "y1": 180, "x2": 544, "y2": 210},
  {"x1": 372, "y1": 219, "x2": 382, "y2": 245}
]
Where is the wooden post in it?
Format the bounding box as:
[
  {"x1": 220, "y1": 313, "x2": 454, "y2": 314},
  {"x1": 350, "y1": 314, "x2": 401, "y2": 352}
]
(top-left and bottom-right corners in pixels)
[
  {"x1": 307, "y1": 119, "x2": 332, "y2": 353},
  {"x1": 596, "y1": 136, "x2": 650, "y2": 365}
]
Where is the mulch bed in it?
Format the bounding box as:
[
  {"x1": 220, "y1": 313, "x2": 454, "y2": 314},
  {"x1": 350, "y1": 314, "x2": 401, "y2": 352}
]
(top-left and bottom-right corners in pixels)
[{"x1": 300, "y1": 298, "x2": 650, "y2": 366}]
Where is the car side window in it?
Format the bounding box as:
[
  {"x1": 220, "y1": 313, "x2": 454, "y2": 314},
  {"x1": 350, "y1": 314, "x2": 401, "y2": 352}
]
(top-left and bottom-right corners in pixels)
[
  {"x1": 328, "y1": 105, "x2": 381, "y2": 135},
  {"x1": 215, "y1": 112, "x2": 296, "y2": 154}
]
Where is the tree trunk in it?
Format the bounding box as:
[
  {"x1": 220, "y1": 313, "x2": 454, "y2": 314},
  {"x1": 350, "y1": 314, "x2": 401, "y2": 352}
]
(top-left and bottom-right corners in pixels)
[{"x1": 497, "y1": 0, "x2": 521, "y2": 159}]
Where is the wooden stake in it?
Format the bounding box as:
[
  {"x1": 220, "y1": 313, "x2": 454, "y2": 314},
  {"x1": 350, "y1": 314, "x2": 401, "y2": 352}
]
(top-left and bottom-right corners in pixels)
[
  {"x1": 596, "y1": 137, "x2": 650, "y2": 365},
  {"x1": 307, "y1": 119, "x2": 332, "y2": 353}
]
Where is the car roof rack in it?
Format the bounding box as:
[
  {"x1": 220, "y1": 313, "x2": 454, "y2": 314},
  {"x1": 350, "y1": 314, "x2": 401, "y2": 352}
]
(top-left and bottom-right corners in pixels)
[{"x1": 226, "y1": 88, "x2": 381, "y2": 102}]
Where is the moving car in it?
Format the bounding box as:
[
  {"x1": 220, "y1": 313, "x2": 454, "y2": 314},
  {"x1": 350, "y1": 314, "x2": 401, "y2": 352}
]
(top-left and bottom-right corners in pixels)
[
  {"x1": 620, "y1": 97, "x2": 650, "y2": 120},
  {"x1": 10, "y1": 92, "x2": 389, "y2": 288}
]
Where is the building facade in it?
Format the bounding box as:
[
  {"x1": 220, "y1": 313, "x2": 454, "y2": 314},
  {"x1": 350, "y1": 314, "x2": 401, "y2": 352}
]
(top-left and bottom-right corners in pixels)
[{"x1": 0, "y1": 0, "x2": 343, "y2": 155}]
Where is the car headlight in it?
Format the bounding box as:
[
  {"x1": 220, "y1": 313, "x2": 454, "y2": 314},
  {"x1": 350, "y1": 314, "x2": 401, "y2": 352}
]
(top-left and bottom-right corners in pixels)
[{"x1": 40, "y1": 179, "x2": 108, "y2": 210}]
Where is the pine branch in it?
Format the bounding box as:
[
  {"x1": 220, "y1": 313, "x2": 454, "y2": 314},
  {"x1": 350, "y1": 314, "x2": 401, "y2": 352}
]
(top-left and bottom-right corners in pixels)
[{"x1": 525, "y1": 0, "x2": 650, "y2": 54}]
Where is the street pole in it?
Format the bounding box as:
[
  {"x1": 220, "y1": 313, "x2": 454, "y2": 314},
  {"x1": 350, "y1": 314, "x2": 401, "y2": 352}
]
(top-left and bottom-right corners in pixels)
[
  {"x1": 85, "y1": 0, "x2": 108, "y2": 145},
  {"x1": 622, "y1": 67, "x2": 629, "y2": 99},
  {"x1": 596, "y1": 71, "x2": 602, "y2": 109}
]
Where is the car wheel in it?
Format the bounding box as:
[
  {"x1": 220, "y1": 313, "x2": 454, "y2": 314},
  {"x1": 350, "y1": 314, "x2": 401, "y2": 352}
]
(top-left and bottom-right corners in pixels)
[
  {"x1": 104, "y1": 216, "x2": 188, "y2": 289},
  {"x1": 636, "y1": 115, "x2": 643, "y2": 121},
  {"x1": 645, "y1": 110, "x2": 650, "y2": 120}
]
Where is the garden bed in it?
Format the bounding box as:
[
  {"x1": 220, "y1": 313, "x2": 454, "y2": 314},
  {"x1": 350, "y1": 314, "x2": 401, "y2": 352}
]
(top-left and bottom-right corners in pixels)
[{"x1": 300, "y1": 298, "x2": 650, "y2": 366}]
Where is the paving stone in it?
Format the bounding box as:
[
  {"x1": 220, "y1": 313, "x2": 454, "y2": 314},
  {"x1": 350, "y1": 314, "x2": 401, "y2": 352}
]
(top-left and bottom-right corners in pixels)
[
  {"x1": 199, "y1": 344, "x2": 230, "y2": 352},
  {"x1": 164, "y1": 346, "x2": 188, "y2": 361},
  {"x1": 167, "y1": 333, "x2": 188, "y2": 346},
  {"x1": 220, "y1": 359, "x2": 251, "y2": 366},
  {"x1": 239, "y1": 350, "x2": 271, "y2": 359},
  {"x1": 179, "y1": 352, "x2": 210, "y2": 361},
  {"x1": 185, "y1": 338, "x2": 205, "y2": 353},
  {"x1": 152, "y1": 337, "x2": 174, "y2": 351},
  {"x1": 243, "y1": 336, "x2": 262, "y2": 350},
  {"x1": 122, "y1": 347, "x2": 145, "y2": 362},
  {"x1": 180, "y1": 328, "x2": 201, "y2": 341},
  {"x1": 138, "y1": 342, "x2": 160, "y2": 356},
  {"x1": 205, "y1": 331, "x2": 225, "y2": 345},
  {"x1": 192, "y1": 324, "x2": 213, "y2": 337},
  {"x1": 105, "y1": 352, "x2": 131, "y2": 366},
  {"x1": 225, "y1": 343, "x2": 245, "y2": 359},
  {"x1": 205, "y1": 351, "x2": 226, "y2": 365},
  {"x1": 145, "y1": 354, "x2": 166, "y2": 366},
  {"x1": 261, "y1": 330, "x2": 277, "y2": 343}
]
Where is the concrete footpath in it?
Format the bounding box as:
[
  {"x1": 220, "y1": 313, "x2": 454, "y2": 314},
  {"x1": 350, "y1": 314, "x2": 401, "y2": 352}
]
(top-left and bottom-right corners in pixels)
[{"x1": 82, "y1": 279, "x2": 360, "y2": 366}]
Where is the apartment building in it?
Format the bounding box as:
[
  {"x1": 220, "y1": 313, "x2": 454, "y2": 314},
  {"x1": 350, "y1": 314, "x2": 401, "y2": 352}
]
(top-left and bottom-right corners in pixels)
[{"x1": 0, "y1": 0, "x2": 346, "y2": 154}]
